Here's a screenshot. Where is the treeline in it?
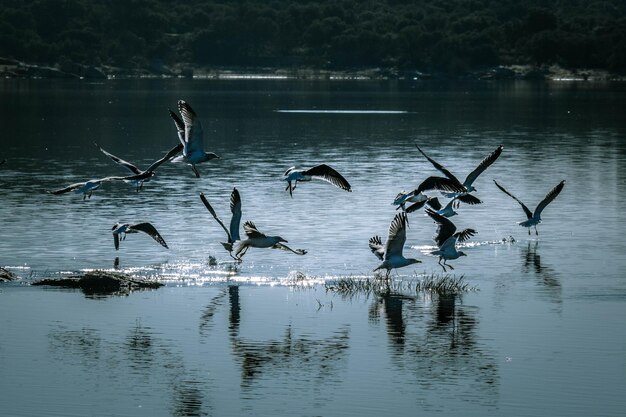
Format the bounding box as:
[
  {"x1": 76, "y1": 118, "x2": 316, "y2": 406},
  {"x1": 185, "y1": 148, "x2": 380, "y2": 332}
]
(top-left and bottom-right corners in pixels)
[{"x1": 1, "y1": 0, "x2": 625, "y2": 74}]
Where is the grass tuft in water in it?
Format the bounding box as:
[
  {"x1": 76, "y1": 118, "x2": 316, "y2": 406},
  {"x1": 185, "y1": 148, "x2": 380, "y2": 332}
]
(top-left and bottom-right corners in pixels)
[{"x1": 325, "y1": 272, "x2": 476, "y2": 297}]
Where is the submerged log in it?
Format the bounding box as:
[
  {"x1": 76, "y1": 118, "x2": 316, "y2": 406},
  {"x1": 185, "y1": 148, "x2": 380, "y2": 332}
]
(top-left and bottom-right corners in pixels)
[
  {"x1": 1, "y1": 267, "x2": 17, "y2": 282},
  {"x1": 32, "y1": 270, "x2": 163, "y2": 296}
]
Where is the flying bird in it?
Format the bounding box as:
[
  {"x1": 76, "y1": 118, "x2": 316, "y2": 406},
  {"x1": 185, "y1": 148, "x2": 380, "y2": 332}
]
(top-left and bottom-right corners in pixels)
[
  {"x1": 392, "y1": 175, "x2": 467, "y2": 211},
  {"x1": 111, "y1": 222, "x2": 168, "y2": 250},
  {"x1": 372, "y1": 212, "x2": 421, "y2": 278},
  {"x1": 416, "y1": 144, "x2": 503, "y2": 198},
  {"x1": 200, "y1": 188, "x2": 242, "y2": 257},
  {"x1": 94, "y1": 142, "x2": 183, "y2": 191},
  {"x1": 47, "y1": 176, "x2": 129, "y2": 199},
  {"x1": 493, "y1": 179, "x2": 565, "y2": 235},
  {"x1": 426, "y1": 208, "x2": 476, "y2": 272},
  {"x1": 283, "y1": 164, "x2": 351, "y2": 197},
  {"x1": 169, "y1": 100, "x2": 219, "y2": 178},
  {"x1": 232, "y1": 221, "x2": 304, "y2": 260}
]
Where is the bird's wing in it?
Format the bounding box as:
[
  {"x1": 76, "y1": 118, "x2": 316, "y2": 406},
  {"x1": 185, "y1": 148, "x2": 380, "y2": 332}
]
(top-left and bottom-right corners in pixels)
[
  {"x1": 94, "y1": 142, "x2": 141, "y2": 175},
  {"x1": 454, "y1": 228, "x2": 477, "y2": 243},
  {"x1": 243, "y1": 221, "x2": 266, "y2": 239},
  {"x1": 200, "y1": 193, "x2": 231, "y2": 241},
  {"x1": 178, "y1": 100, "x2": 205, "y2": 154},
  {"x1": 456, "y1": 193, "x2": 482, "y2": 205},
  {"x1": 113, "y1": 232, "x2": 120, "y2": 250},
  {"x1": 463, "y1": 145, "x2": 503, "y2": 188},
  {"x1": 145, "y1": 143, "x2": 184, "y2": 172},
  {"x1": 384, "y1": 212, "x2": 408, "y2": 260},
  {"x1": 169, "y1": 109, "x2": 186, "y2": 147},
  {"x1": 283, "y1": 166, "x2": 297, "y2": 176},
  {"x1": 415, "y1": 144, "x2": 461, "y2": 185},
  {"x1": 405, "y1": 199, "x2": 429, "y2": 213},
  {"x1": 129, "y1": 222, "x2": 168, "y2": 248},
  {"x1": 414, "y1": 176, "x2": 466, "y2": 195},
  {"x1": 493, "y1": 180, "x2": 533, "y2": 220},
  {"x1": 426, "y1": 197, "x2": 442, "y2": 211},
  {"x1": 534, "y1": 180, "x2": 565, "y2": 219},
  {"x1": 368, "y1": 235, "x2": 385, "y2": 260},
  {"x1": 426, "y1": 208, "x2": 457, "y2": 247},
  {"x1": 272, "y1": 242, "x2": 307, "y2": 255},
  {"x1": 302, "y1": 164, "x2": 352, "y2": 192},
  {"x1": 47, "y1": 182, "x2": 85, "y2": 195},
  {"x1": 229, "y1": 188, "x2": 242, "y2": 242}
]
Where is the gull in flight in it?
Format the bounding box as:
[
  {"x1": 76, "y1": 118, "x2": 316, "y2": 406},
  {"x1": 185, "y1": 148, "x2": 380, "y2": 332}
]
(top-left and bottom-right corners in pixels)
[
  {"x1": 392, "y1": 175, "x2": 467, "y2": 211},
  {"x1": 493, "y1": 179, "x2": 565, "y2": 235},
  {"x1": 111, "y1": 222, "x2": 168, "y2": 250},
  {"x1": 283, "y1": 164, "x2": 351, "y2": 197},
  {"x1": 169, "y1": 100, "x2": 219, "y2": 178},
  {"x1": 233, "y1": 221, "x2": 305, "y2": 260},
  {"x1": 47, "y1": 175, "x2": 131, "y2": 199},
  {"x1": 426, "y1": 208, "x2": 476, "y2": 272},
  {"x1": 94, "y1": 142, "x2": 182, "y2": 191},
  {"x1": 200, "y1": 188, "x2": 242, "y2": 258},
  {"x1": 416, "y1": 144, "x2": 503, "y2": 200},
  {"x1": 371, "y1": 212, "x2": 421, "y2": 278}
]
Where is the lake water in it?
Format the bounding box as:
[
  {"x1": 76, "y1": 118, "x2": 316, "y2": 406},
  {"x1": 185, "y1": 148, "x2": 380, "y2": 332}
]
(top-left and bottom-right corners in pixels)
[{"x1": 1, "y1": 78, "x2": 625, "y2": 416}]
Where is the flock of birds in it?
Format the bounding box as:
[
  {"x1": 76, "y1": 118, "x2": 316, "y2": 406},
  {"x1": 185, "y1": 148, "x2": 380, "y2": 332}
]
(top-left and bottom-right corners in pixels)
[{"x1": 11, "y1": 99, "x2": 566, "y2": 278}]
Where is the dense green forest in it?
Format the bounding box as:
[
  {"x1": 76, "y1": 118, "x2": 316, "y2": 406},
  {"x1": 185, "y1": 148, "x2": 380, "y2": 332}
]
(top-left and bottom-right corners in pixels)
[{"x1": 1, "y1": 0, "x2": 625, "y2": 75}]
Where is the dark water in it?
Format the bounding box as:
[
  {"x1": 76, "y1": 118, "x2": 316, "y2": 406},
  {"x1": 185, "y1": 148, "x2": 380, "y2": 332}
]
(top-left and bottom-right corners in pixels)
[{"x1": 1, "y1": 79, "x2": 625, "y2": 416}]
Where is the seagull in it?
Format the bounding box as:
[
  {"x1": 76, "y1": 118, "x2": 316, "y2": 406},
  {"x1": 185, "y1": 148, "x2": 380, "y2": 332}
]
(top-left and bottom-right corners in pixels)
[
  {"x1": 372, "y1": 212, "x2": 421, "y2": 278},
  {"x1": 47, "y1": 176, "x2": 129, "y2": 199},
  {"x1": 416, "y1": 144, "x2": 503, "y2": 199},
  {"x1": 283, "y1": 164, "x2": 351, "y2": 197},
  {"x1": 111, "y1": 222, "x2": 169, "y2": 250},
  {"x1": 233, "y1": 221, "x2": 303, "y2": 260},
  {"x1": 493, "y1": 179, "x2": 565, "y2": 235},
  {"x1": 406, "y1": 194, "x2": 481, "y2": 217},
  {"x1": 94, "y1": 142, "x2": 183, "y2": 191},
  {"x1": 392, "y1": 176, "x2": 467, "y2": 210},
  {"x1": 426, "y1": 208, "x2": 476, "y2": 272},
  {"x1": 169, "y1": 100, "x2": 219, "y2": 178},
  {"x1": 200, "y1": 188, "x2": 242, "y2": 257}
]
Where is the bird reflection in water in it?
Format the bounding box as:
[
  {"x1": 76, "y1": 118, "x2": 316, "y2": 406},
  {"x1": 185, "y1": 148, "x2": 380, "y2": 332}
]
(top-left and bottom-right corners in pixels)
[{"x1": 522, "y1": 241, "x2": 561, "y2": 303}]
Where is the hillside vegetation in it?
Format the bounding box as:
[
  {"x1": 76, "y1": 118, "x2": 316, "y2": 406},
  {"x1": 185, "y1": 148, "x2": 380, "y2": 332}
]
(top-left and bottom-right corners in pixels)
[{"x1": 1, "y1": 0, "x2": 625, "y2": 75}]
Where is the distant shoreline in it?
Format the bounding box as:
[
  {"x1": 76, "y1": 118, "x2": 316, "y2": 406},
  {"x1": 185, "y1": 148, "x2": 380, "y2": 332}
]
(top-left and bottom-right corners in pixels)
[{"x1": 1, "y1": 57, "x2": 624, "y2": 82}]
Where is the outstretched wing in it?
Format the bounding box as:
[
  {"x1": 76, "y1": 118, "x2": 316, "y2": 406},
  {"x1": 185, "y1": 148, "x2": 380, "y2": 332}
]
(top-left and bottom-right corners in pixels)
[
  {"x1": 454, "y1": 228, "x2": 477, "y2": 243},
  {"x1": 414, "y1": 176, "x2": 466, "y2": 195},
  {"x1": 145, "y1": 143, "x2": 184, "y2": 172},
  {"x1": 534, "y1": 180, "x2": 565, "y2": 219},
  {"x1": 456, "y1": 193, "x2": 482, "y2": 205},
  {"x1": 94, "y1": 142, "x2": 141, "y2": 175},
  {"x1": 415, "y1": 144, "x2": 461, "y2": 185},
  {"x1": 384, "y1": 212, "x2": 408, "y2": 260},
  {"x1": 272, "y1": 242, "x2": 307, "y2": 255},
  {"x1": 130, "y1": 222, "x2": 168, "y2": 248},
  {"x1": 302, "y1": 164, "x2": 352, "y2": 192},
  {"x1": 404, "y1": 199, "x2": 429, "y2": 214},
  {"x1": 426, "y1": 208, "x2": 457, "y2": 248},
  {"x1": 493, "y1": 180, "x2": 532, "y2": 220},
  {"x1": 47, "y1": 182, "x2": 85, "y2": 195},
  {"x1": 200, "y1": 193, "x2": 231, "y2": 241},
  {"x1": 243, "y1": 221, "x2": 266, "y2": 239},
  {"x1": 463, "y1": 145, "x2": 503, "y2": 189},
  {"x1": 178, "y1": 100, "x2": 205, "y2": 154},
  {"x1": 368, "y1": 235, "x2": 385, "y2": 260},
  {"x1": 169, "y1": 109, "x2": 186, "y2": 147},
  {"x1": 229, "y1": 188, "x2": 242, "y2": 242}
]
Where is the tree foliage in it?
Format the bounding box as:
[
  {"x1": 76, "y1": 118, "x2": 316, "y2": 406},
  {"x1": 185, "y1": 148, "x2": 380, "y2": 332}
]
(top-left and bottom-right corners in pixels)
[{"x1": 1, "y1": 0, "x2": 625, "y2": 73}]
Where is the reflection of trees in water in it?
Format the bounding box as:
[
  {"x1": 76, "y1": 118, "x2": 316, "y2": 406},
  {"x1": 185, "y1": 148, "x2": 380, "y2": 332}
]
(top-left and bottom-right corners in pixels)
[
  {"x1": 522, "y1": 241, "x2": 562, "y2": 304},
  {"x1": 47, "y1": 322, "x2": 211, "y2": 417},
  {"x1": 232, "y1": 325, "x2": 350, "y2": 390},
  {"x1": 372, "y1": 290, "x2": 499, "y2": 407}
]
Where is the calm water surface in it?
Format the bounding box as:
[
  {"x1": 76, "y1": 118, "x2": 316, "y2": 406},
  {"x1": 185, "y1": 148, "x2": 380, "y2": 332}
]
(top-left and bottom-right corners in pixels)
[{"x1": 1, "y1": 79, "x2": 625, "y2": 416}]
